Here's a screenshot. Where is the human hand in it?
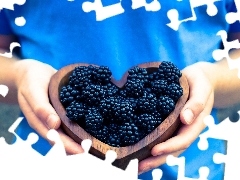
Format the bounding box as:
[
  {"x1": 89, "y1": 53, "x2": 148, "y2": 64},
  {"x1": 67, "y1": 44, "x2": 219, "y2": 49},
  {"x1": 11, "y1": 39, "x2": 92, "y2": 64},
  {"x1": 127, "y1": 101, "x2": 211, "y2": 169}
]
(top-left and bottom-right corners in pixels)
[
  {"x1": 14, "y1": 59, "x2": 84, "y2": 154},
  {"x1": 138, "y1": 62, "x2": 215, "y2": 174}
]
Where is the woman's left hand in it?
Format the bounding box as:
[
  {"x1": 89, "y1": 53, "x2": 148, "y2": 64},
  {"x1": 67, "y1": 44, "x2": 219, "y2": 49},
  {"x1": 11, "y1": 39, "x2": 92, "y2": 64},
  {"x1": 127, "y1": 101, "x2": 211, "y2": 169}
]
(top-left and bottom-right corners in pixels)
[{"x1": 138, "y1": 62, "x2": 215, "y2": 174}]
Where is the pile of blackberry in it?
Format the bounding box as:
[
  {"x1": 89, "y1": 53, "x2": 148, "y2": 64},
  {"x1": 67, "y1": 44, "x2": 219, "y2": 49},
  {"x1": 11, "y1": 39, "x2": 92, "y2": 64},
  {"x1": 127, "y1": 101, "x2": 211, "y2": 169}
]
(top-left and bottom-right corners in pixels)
[{"x1": 59, "y1": 62, "x2": 183, "y2": 147}]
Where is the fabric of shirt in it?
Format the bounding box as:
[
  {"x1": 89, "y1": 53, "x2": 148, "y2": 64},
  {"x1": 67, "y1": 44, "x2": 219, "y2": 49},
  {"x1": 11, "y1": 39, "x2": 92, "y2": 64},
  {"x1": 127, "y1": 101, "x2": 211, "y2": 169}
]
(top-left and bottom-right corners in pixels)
[{"x1": 0, "y1": 0, "x2": 239, "y2": 179}]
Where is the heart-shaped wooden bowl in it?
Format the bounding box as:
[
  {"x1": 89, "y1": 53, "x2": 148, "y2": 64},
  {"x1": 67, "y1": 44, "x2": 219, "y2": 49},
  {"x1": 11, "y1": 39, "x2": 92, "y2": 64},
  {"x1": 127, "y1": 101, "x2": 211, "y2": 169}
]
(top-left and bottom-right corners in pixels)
[{"x1": 48, "y1": 62, "x2": 189, "y2": 169}]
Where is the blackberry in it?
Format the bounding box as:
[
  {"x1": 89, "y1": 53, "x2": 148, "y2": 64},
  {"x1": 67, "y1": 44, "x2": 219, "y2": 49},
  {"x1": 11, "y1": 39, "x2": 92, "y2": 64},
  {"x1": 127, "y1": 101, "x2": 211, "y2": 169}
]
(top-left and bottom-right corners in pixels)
[
  {"x1": 119, "y1": 122, "x2": 141, "y2": 146},
  {"x1": 101, "y1": 82, "x2": 119, "y2": 98},
  {"x1": 127, "y1": 66, "x2": 149, "y2": 85},
  {"x1": 156, "y1": 95, "x2": 175, "y2": 117},
  {"x1": 106, "y1": 132, "x2": 121, "y2": 147},
  {"x1": 150, "y1": 79, "x2": 168, "y2": 97},
  {"x1": 125, "y1": 79, "x2": 144, "y2": 98},
  {"x1": 164, "y1": 83, "x2": 183, "y2": 102},
  {"x1": 69, "y1": 66, "x2": 94, "y2": 90},
  {"x1": 136, "y1": 113, "x2": 158, "y2": 133},
  {"x1": 59, "y1": 85, "x2": 81, "y2": 107},
  {"x1": 136, "y1": 92, "x2": 157, "y2": 113},
  {"x1": 66, "y1": 101, "x2": 86, "y2": 122},
  {"x1": 85, "y1": 107, "x2": 103, "y2": 132},
  {"x1": 92, "y1": 66, "x2": 112, "y2": 84},
  {"x1": 99, "y1": 97, "x2": 119, "y2": 122},
  {"x1": 113, "y1": 99, "x2": 134, "y2": 123},
  {"x1": 158, "y1": 61, "x2": 182, "y2": 83},
  {"x1": 82, "y1": 84, "x2": 105, "y2": 106}
]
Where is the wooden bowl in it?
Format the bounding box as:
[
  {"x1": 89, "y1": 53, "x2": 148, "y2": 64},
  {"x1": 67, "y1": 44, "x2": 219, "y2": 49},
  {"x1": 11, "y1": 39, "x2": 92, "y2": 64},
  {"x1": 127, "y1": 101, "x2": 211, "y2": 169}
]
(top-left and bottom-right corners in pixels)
[{"x1": 48, "y1": 62, "x2": 189, "y2": 169}]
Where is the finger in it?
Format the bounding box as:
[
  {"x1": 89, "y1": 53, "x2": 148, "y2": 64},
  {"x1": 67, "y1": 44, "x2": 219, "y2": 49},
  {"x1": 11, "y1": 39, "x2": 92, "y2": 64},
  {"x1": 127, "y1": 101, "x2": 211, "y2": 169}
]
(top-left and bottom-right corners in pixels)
[
  {"x1": 19, "y1": 94, "x2": 83, "y2": 154},
  {"x1": 138, "y1": 112, "x2": 207, "y2": 174},
  {"x1": 19, "y1": 75, "x2": 61, "y2": 130},
  {"x1": 151, "y1": 93, "x2": 213, "y2": 157},
  {"x1": 57, "y1": 129, "x2": 84, "y2": 154},
  {"x1": 180, "y1": 71, "x2": 213, "y2": 125},
  {"x1": 138, "y1": 150, "x2": 183, "y2": 175},
  {"x1": 151, "y1": 118, "x2": 204, "y2": 157},
  {"x1": 18, "y1": 93, "x2": 56, "y2": 140}
]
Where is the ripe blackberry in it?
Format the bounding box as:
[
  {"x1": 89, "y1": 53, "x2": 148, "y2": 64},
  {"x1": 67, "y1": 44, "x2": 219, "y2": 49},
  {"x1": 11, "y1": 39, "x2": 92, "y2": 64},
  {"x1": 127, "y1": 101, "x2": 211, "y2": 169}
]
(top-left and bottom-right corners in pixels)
[
  {"x1": 69, "y1": 66, "x2": 94, "y2": 90},
  {"x1": 156, "y1": 95, "x2": 175, "y2": 117},
  {"x1": 99, "y1": 97, "x2": 119, "y2": 122},
  {"x1": 106, "y1": 132, "x2": 121, "y2": 147},
  {"x1": 82, "y1": 84, "x2": 105, "y2": 106},
  {"x1": 136, "y1": 113, "x2": 158, "y2": 133},
  {"x1": 92, "y1": 66, "x2": 112, "y2": 84},
  {"x1": 84, "y1": 107, "x2": 103, "y2": 132},
  {"x1": 125, "y1": 79, "x2": 144, "y2": 98},
  {"x1": 113, "y1": 99, "x2": 134, "y2": 123},
  {"x1": 66, "y1": 101, "x2": 86, "y2": 122},
  {"x1": 119, "y1": 122, "x2": 141, "y2": 146},
  {"x1": 150, "y1": 79, "x2": 168, "y2": 97},
  {"x1": 59, "y1": 85, "x2": 81, "y2": 107},
  {"x1": 127, "y1": 66, "x2": 149, "y2": 85},
  {"x1": 158, "y1": 61, "x2": 182, "y2": 83},
  {"x1": 101, "y1": 82, "x2": 119, "y2": 98},
  {"x1": 165, "y1": 83, "x2": 183, "y2": 102},
  {"x1": 136, "y1": 92, "x2": 157, "y2": 113}
]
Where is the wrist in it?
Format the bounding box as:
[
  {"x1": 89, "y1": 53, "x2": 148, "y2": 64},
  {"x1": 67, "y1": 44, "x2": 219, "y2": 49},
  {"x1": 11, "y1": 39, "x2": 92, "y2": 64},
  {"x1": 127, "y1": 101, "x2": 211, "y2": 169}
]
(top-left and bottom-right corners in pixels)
[
  {"x1": 195, "y1": 61, "x2": 219, "y2": 92},
  {"x1": 13, "y1": 59, "x2": 57, "y2": 89}
]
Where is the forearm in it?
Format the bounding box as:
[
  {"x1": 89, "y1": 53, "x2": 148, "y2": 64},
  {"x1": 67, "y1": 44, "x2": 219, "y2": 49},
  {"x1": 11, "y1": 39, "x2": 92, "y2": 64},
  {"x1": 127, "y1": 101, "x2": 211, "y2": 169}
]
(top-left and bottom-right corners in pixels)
[{"x1": 199, "y1": 50, "x2": 240, "y2": 108}]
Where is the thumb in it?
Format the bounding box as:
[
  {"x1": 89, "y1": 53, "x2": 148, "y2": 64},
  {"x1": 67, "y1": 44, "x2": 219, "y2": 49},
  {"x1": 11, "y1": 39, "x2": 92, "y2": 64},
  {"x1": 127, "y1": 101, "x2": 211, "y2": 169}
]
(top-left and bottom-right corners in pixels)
[
  {"x1": 37, "y1": 107, "x2": 61, "y2": 130},
  {"x1": 180, "y1": 72, "x2": 213, "y2": 125}
]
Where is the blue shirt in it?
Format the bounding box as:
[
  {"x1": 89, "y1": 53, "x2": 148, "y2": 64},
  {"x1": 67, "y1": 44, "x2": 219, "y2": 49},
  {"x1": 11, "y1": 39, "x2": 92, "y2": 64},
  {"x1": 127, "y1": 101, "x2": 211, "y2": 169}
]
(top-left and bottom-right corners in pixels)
[{"x1": 0, "y1": 0, "x2": 239, "y2": 179}]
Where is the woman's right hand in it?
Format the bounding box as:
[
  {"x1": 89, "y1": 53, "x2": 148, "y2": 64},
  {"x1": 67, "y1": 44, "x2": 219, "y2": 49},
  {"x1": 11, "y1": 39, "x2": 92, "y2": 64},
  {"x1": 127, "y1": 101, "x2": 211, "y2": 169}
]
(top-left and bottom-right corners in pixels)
[{"x1": 13, "y1": 59, "x2": 84, "y2": 154}]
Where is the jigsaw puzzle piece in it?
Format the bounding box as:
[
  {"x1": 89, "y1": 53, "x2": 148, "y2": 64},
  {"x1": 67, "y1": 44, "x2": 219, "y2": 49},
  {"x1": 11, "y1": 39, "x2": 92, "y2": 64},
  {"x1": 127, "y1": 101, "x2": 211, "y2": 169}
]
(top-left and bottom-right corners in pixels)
[
  {"x1": 45, "y1": 129, "x2": 66, "y2": 157},
  {"x1": 0, "y1": 85, "x2": 9, "y2": 97},
  {"x1": 225, "y1": 0, "x2": 240, "y2": 24},
  {"x1": 151, "y1": 168, "x2": 163, "y2": 180},
  {"x1": 82, "y1": 0, "x2": 124, "y2": 21},
  {"x1": 167, "y1": 0, "x2": 220, "y2": 30},
  {"x1": 214, "y1": 151, "x2": 240, "y2": 180},
  {"x1": 0, "y1": 0, "x2": 26, "y2": 10},
  {"x1": 131, "y1": 0, "x2": 161, "y2": 12},
  {"x1": 166, "y1": 155, "x2": 209, "y2": 180},
  {"x1": 212, "y1": 30, "x2": 240, "y2": 78},
  {"x1": 198, "y1": 113, "x2": 240, "y2": 180}
]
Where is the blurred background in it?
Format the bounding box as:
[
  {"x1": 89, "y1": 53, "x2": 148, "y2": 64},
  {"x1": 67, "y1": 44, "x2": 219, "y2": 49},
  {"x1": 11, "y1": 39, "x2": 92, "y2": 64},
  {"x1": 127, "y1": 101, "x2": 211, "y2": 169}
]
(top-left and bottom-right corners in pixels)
[
  {"x1": 0, "y1": 102, "x2": 21, "y2": 143},
  {"x1": 1, "y1": 102, "x2": 240, "y2": 143}
]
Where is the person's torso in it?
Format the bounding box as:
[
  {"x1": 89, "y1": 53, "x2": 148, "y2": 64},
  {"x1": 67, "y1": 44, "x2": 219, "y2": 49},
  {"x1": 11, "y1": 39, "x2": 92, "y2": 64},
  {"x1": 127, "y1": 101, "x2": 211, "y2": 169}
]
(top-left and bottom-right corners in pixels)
[{"x1": 2, "y1": 0, "x2": 233, "y2": 79}]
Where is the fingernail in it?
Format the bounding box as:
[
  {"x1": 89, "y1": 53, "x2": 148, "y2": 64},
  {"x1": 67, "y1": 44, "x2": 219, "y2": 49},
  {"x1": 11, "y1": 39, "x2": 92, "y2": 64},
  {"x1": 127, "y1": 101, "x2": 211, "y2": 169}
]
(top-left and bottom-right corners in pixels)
[
  {"x1": 153, "y1": 151, "x2": 163, "y2": 156},
  {"x1": 183, "y1": 109, "x2": 194, "y2": 124},
  {"x1": 46, "y1": 114, "x2": 59, "y2": 129}
]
